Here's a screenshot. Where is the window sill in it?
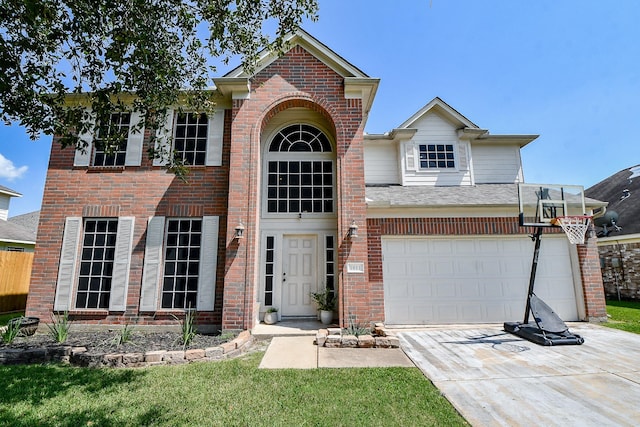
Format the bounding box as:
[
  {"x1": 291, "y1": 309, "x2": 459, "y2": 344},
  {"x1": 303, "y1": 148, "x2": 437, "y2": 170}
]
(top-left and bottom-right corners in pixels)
[
  {"x1": 87, "y1": 166, "x2": 126, "y2": 172},
  {"x1": 65, "y1": 310, "x2": 110, "y2": 318}
]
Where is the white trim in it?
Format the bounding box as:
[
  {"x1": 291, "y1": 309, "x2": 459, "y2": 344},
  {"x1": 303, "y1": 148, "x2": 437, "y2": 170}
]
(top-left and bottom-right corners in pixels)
[
  {"x1": 109, "y1": 217, "x2": 135, "y2": 311},
  {"x1": 74, "y1": 110, "x2": 95, "y2": 166},
  {"x1": 205, "y1": 109, "x2": 225, "y2": 166},
  {"x1": 597, "y1": 233, "x2": 640, "y2": 245},
  {"x1": 197, "y1": 216, "x2": 219, "y2": 311},
  {"x1": 153, "y1": 109, "x2": 174, "y2": 166},
  {"x1": 54, "y1": 217, "x2": 82, "y2": 311},
  {"x1": 139, "y1": 216, "x2": 165, "y2": 311},
  {"x1": 124, "y1": 112, "x2": 144, "y2": 166}
]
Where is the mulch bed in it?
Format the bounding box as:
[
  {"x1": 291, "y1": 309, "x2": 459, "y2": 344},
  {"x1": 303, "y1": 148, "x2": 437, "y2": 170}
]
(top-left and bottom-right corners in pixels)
[{"x1": 1, "y1": 330, "x2": 232, "y2": 356}]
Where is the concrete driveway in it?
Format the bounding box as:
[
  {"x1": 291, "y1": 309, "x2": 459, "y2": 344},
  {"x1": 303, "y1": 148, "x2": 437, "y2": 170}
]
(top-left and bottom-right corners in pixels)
[{"x1": 397, "y1": 323, "x2": 640, "y2": 427}]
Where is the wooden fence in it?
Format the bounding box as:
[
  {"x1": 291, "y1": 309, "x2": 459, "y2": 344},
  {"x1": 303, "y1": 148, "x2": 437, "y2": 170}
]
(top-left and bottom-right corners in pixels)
[{"x1": 0, "y1": 251, "x2": 34, "y2": 313}]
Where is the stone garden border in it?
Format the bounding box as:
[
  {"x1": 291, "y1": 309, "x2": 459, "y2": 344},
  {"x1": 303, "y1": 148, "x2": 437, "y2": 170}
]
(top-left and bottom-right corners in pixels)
[
  {"x1": 0, "y1": 331, "x2": 253, "y2": 368},
  {"x1": 315, "y1": 324, "x2": 400, "y2": 348}
]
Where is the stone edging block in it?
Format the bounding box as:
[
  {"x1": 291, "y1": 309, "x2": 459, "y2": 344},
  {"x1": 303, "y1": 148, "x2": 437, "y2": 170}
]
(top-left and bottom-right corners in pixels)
[{"x1": 0, "y1": 332, "x2": 254, "y2": 368}]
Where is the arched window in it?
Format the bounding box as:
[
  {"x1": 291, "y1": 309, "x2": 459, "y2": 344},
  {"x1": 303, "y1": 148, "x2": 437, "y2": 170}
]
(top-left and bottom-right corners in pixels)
[
  {"x1": 268, "y1": 124, "x2": 332, "y2": 152},
  {"x1": 266, "y1": 124, "x2": 334, "y2": 214}
]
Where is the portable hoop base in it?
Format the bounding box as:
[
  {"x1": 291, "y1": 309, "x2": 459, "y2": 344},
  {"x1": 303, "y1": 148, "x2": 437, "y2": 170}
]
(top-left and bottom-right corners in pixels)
[
  {"x1": 503, "y1": 227, "x2": 584, "y2": 346},
  {"x1": 551, "y1": 215, "x2": 592, "y2": 244}
]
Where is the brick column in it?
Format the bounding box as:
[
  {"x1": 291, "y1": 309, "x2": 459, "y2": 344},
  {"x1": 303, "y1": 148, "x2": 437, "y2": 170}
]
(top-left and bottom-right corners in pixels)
[
  {"x1": 336, "y1": 99, "x2": 380, "y2": 327},
  {"x1": 221, "y1": 99, "x2": 258, "y2": 331},
  {"x1": 577, "y1": 224, "x2": 607, "y2": 321}
]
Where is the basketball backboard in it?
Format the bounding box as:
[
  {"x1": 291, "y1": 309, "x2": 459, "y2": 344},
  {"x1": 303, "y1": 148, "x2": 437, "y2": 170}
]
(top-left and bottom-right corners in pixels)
[{"x1": 518, "y1": 183, "x2": 587, "y2": 227}]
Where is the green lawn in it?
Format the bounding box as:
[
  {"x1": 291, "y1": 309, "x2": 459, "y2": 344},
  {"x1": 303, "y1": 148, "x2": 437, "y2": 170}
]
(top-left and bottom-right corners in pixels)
[
  {"x1": 0, "y1": 352, "x2": 467, "y2": 427},
  {"x1": 0, "y1": 312, "x2": 24, "y2": 326},
  {"x1": 604, "y1": 300, "x2": 640, "y2": 334}
]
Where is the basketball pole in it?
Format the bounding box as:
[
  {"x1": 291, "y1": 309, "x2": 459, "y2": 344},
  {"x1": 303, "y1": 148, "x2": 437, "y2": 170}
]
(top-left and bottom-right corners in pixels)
[{"x1": 523, "y1": 227, "x2": 543, "y2": 325}]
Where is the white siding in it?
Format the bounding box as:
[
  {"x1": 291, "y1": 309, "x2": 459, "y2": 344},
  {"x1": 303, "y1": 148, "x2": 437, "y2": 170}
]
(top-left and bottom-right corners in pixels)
[
  {"x1": 0, "y1": 195, "x2": 9, "y2": 221},
  {"x1": 472, "y1": 145, "x2": 523, "y2": 184},
  {"x1": 364, "y1": 141, "x2": 399, "y2": 184},
  {"x1": 401, "y1": 112, "x2": 472, "y2": 186}
]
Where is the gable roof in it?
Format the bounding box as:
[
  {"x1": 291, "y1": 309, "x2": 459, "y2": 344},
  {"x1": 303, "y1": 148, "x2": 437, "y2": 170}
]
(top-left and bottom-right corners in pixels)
[
  {"x1": 0, "y1": 184, "x2": 21, "y2": 198},
  {"x1": 216, "y1": 29, "x2": 379, "y2": 119},
  {"x1": 398, "y1": 97, "x2": 479, "y2": 130},
  {"x1": 8, "y1": 210, "x2": 40, "y2": 237},
  {"x1": 0, "y1": 218, "x2": 36, "y2": 245},
  {"x1": 224, "y1": 29, "x2": 370, "y2": 79},
  {"x1": 586, "y1": 165, "x2": 640, "y2": 235}
]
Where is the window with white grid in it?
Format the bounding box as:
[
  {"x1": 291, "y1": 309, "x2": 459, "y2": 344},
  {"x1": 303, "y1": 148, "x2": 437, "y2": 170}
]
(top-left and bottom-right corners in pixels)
[
  {"x1": 263, "y1": 236, "x2": 275, "y2": 306},
  {"x1": 418, "y1": 144, "x2": 455, "y2": 169},
  {"x1": 267, "y1": 160, "x2": 333, "y2": 213},
  {"x1": 173, "y1": 112, "x2": 208, "y2": 165},
  {"x1": 93, "y1": 112, "x2": 131, "y2": 166},
  {"x1": 325, "y1": 235, "x2": 336, "y2": 302},
  {"x1": 76, "y1": 219, "x2": 118, "y2": 309},
  {"x1": 162, "y1": 219, "x2": 202, "y2": 309},
  {"x1": 268, "y1": 124, "x2": 332, "y2": 152}
]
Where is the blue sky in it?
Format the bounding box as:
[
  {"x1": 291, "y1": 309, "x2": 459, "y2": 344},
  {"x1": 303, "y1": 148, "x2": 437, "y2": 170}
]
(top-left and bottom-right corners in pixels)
[{"x1": 1, "y1": 0, "x2": 639, "y2": 216}]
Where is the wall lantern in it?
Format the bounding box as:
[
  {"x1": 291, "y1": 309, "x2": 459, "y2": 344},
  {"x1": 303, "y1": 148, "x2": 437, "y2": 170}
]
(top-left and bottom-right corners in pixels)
[
  {"x1": 348, "y1": 220, "x2": 359, "y2": 239},
  {"x1": 234, "y1": 223, "x2": 245, "y2": 240}
]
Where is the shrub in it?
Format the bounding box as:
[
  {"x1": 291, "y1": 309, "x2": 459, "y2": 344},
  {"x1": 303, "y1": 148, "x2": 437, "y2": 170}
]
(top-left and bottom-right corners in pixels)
[{"x1": 47, "y1": 312, "x2": 71, "y2": 343}]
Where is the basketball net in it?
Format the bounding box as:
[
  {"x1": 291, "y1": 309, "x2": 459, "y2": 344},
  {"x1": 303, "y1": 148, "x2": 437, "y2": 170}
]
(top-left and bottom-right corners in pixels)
[{"x1": 551, "y1": 216, "x2": 592, "y2": 244}]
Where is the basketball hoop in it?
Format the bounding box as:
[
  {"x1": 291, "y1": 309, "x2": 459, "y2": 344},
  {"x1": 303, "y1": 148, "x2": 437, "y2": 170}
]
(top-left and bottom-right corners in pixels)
[{"x1": 551, "y1": 216, "x2": 592, "y2": 244}]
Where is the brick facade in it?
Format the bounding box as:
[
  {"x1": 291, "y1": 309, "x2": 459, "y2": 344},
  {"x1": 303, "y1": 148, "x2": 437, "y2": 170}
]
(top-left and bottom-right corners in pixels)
[
  {"x1": 27, "y1": 117, "x2": 232, "y2": 327},
  {"x1": 222, "y1": 46, "x2": 369, "y2": 329},
  {"x1": 25, "y1": 34, "x2": 607, "y2": 331}
]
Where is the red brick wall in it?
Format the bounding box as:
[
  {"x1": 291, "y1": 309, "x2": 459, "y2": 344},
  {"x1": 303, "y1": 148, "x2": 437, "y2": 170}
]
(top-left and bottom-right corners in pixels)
[
  {"x1": 367, "y1": 217, "x2": 607, "y2": 322},
  {"x1": 26, "y1": 114, "x2": 232, "y2": 327},
  {"x1": 577, "y1": 226, "x2": 607, "y2": 320},
  {"x1": 222, "y1": 45, "x2": 370, "y2": 329}
]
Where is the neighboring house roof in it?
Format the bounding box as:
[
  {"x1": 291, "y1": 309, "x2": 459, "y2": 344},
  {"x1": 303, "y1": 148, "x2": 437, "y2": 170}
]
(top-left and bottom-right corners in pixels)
[
  {"x1": 586, "y1": 165, "x2": 640, "y2": 236},
  {"x1": 8, "y1": 210, "x2": 40, "y2": 238},
  {"x1": 0, "y1": 218, "x2": 36, "y2": 245},
  {"x1": 0, "y1": 184, "x2": 21, "y2": 198}
]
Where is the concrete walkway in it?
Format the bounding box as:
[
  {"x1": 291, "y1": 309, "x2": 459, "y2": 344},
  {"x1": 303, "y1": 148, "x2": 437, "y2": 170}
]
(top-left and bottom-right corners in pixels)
[
  {"x1": 397, "y1": 323, "x2": 640, "y2": 427},
  {"x1": 258, "y1": 335, "x2": 415, "y2": 369}
]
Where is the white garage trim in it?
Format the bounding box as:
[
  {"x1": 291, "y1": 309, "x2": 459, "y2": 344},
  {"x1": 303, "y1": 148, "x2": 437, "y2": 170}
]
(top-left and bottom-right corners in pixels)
[{"x1": 382, "y1": 235, "x2": 583, "y2": 325}]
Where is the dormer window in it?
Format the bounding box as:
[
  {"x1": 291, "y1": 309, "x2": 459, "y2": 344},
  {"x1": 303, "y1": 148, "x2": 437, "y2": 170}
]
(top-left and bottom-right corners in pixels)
[{"x1": 419, "y1": 144, "x2": 455, "y2": 169}]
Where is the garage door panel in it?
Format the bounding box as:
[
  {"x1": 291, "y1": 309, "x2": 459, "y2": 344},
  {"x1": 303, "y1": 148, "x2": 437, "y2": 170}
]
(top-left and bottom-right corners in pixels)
[
  {"x1": 455, "y1": 258, "x2": 479, "y2": 276},
  {"x1": 386, "y1": 281, "x2": 410, "y2": 298},
  {"x1": 383, "y1": 236, "x2": 579, "y2": 324},
  {"x1": 412, "y1": 281, "x2": 433, "y2": 298}
]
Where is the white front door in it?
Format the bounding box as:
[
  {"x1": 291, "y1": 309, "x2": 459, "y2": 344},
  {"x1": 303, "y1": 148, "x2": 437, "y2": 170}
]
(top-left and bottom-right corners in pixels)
[{"x1": 282, "y1": 235, "x2": 317, "y2": 316}]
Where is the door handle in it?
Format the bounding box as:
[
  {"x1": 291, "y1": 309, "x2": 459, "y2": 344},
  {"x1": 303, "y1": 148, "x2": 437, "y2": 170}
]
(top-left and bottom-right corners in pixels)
[{"x1": 283, "y1": 272, "x2": 286, "y2": 282}]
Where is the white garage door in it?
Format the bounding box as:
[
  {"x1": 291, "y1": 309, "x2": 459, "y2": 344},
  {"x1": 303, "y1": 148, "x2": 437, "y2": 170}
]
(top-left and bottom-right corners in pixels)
[{"x1": 382, "y1": 236, "x2": 580, "y2": 324}]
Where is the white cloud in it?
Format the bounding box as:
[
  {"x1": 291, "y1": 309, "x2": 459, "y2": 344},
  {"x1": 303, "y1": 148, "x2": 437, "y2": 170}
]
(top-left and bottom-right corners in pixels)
[{"x1": 0, "y1": 153, "x2": 28, "y2": 181}]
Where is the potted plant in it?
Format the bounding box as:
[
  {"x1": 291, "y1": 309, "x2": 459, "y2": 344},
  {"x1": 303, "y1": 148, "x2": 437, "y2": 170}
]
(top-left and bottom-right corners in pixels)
[
  {"x1": 311, "y1": 288, "x2": 335, "y2": 325},
  {"x1": 263, "y1": 307, "x2": 278, "y2": 325}
]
